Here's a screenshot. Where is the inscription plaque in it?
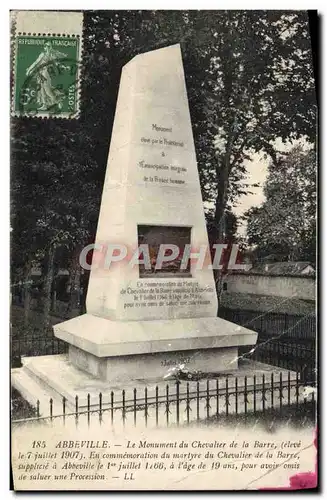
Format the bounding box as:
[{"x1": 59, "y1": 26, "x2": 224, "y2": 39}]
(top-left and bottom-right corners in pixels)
[{"x1": 138, "y1": 224, "x2": 191, "y2": 278}]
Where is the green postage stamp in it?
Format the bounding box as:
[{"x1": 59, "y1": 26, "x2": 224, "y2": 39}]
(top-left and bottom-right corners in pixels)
[{"x1": 12, "y1": 34, "x2": 81, "y2": 118}]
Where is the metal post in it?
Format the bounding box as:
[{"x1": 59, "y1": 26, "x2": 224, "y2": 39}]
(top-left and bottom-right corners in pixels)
[
  {"x1": 62, "y1": 396, "x2": 66, "y2": 423},
  {"x1": 87, "y1": 393, "x2": 90, "y2": 426},
  {"x1": 122, "y1": 390, "x2": 126, "y2": 426},
  {"x1": 111, "y1": 391, "x2": 114, "y2": 425},
  {"x1": 186, "y1": 383, "x2": 190, "y2": 424},
  {"x1": 99, "y1": 393, "x2": 102, "y2": 424},
  {"x1": 133, "y1": 388, "x2": 137, "y2": 426},
  {"x1": 176, "y1": 381, "x2": 180, "y2": 425},
  {"x1": 155, "y1": 386, "x2": 159, "y2": 426},
  {"x1": 262, "y1": 375, "x2": 265, "y2": 413},
  {"x1": 196, "y1": 381, "x2": 200, "y2": 421},
  {"x1": 225, "y1": 378, "x2": 229, "y2": 417},
  {"x1": 206, "y1": 380, "x2": 210, "y2": 419},
  {"x1": 144, "y1": 387, "x2": 148, "y2": 427},
  {"x1": 279, "y1": 373, "x2": 283, "y2": 414}
]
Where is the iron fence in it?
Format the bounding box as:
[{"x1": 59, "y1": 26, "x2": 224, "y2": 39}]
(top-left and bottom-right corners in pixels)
[
  {"x1": 11, "y1": 306, "x2": 317, "y2": 426},
  {"x1": 220, "y1": 307, "x2": 316, "y2": 343},
  {"x1": 11, "y1": 371, "x2": 316, "y2": 427},
  {"x1": 11, "y1": 336, "x2": 68, "y2": 367},
  {"x1": 243, "y1": 341, "x2": 316, "y2": 385}
]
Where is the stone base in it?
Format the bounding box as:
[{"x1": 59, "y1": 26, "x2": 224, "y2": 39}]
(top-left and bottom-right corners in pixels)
[
  {"x1": 11, "y1": 354, "x2": 299, "y2": 419},
  {"x1": 54, "y1": 313, "x2": 257, "y2": 358},
  {"x1": 69, "y1": 344, "x2": 238, "y2": 382}
]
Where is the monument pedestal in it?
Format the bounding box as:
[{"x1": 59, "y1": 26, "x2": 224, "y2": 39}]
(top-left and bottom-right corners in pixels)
[
  {"x1": 68, "y1": 345, "x2": 239, "y2": 382},
  {"x1": 54, "y1": 313, "x2": 257, "y2": 382}
]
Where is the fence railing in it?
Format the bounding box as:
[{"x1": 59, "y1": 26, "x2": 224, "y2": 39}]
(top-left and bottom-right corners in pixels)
[
  {"x1": 11, "y1": 336, "x2": 68, "y2": 367},
  {"x1": 244, "y1": 340, "x2": 316, "y2": 385},
  {"x1": 220, "y1": 307, "x2": 316, "y2": 342},
  {"x1": 11, "y1": 371, "x2": 316, "y2": 427}
]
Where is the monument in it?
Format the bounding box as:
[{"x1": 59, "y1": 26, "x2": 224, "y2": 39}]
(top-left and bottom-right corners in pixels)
[
  {"x1": 54, "y1": 43, "x2": 257, "y2": 380},
  {"x1": 12, "y1": 44, "x2": 258, "y2": 409}
]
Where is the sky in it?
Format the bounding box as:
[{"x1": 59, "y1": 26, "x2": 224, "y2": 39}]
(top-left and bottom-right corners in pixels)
[
  {"x1": 233, "y1": 152, "x2": 269, "y2": 236},
  {"x1": 233, "y1": 138, "x2": 311, "y2": 237}
]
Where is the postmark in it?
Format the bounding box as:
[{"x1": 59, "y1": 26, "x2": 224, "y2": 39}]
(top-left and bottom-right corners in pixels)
[{"x1": 12, "y1": 34, "x2": 81, "y2": 118}]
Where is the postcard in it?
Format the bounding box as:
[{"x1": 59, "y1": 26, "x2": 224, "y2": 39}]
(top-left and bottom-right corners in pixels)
[{"x1": 10, "y1": 9, "x2": 318, "y2": 491}]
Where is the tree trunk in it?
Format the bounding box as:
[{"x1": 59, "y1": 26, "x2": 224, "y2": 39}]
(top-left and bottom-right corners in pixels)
[
  {"x1": 80, "y1": 270, "x2": 90, "y2": 314},
  {"x1": 212, "y1": 132, "x2": 236, "y2": 304},
  {"x1": 212, "y1": 117, "x2": 239, "y2": 242},
  {"x1": 42, "y1": 244, "x2": 56, "y2": 332},
  {"x1": 51, "y1": 288, "x2": 57, "y2": 314},
  {"x1": 23, "y1": 258, "x2": 32, "y2": 328},
  {"x1": 66, "y1": 249, "x2": 82, "y2": 318},
  {"x1": 213, "y1": 166, "x2": 228, "y2": 244}
]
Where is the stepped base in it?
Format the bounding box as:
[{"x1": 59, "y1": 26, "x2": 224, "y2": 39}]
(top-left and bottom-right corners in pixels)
[
  {"x1": 12, "y1": 354, "x2": 299, "y2": 419},
  {"x1": 54, "y1": 313, "x2": 257, "y2": 381},
  {"x1": 68, "y1": 344, "x2": 238, "y2": 382}
]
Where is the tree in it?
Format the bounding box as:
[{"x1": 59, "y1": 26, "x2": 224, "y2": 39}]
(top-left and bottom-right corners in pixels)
[
  {"x1": 11, "y1": 10, "x2": 317, "y2": 324},
  {"x1": 206, "y1": 209, "x2": 238, "y2": 245},
  {"x1": 80, "y1": 11, "x2": 316, "y2": 232},
  {"x1": 11, "y1": 119, "x2": 99, "y2": 328},
  {"x1": 244, "y1": 145, "x2": 316, "y2": 262},
  {"x1": 190, "y1": 10, "x2": 316, "y2": 244}
]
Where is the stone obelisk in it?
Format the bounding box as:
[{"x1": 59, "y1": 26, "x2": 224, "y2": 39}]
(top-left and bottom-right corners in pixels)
[{"x1": 52, "y1": 44, "x2": 257, "y2": 382}]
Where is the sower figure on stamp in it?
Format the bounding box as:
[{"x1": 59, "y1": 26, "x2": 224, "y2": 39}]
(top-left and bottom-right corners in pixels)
[{"x1": 25, "y1": 41, "x2": 67, "y2": 111}]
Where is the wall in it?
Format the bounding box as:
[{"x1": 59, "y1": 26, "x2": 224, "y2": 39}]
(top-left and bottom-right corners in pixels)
[{"x1": 225, "y1": 273, "x2": 316, "y2": 301}]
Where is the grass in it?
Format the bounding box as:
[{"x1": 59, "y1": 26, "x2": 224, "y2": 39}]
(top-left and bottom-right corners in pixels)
[{"x1": 11, "y1": 388, "x2": 37, "y2": 420}]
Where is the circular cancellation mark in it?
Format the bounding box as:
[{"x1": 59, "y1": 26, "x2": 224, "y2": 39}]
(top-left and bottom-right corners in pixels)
[{"x1": 18, "y1": 57, "x2": 80, "y2": 117}]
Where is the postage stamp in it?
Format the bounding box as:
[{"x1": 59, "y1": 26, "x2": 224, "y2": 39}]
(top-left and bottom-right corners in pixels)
[{"x1": 13, "y1": 34, "x2": 81, "y2": 118}]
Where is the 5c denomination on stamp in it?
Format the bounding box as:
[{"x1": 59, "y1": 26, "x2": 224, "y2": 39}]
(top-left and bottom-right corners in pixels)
[{"x1": 12, "y1": 35, "x2": 81, "y2": 119}]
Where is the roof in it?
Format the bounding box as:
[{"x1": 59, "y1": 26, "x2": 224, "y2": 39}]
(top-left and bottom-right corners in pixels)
[
  {"x1": 247, "y1": 261, "x2": 315, "y2": 277},
  {"x1": 220, "y1": 292, "x2": 316, "y2": 316}
]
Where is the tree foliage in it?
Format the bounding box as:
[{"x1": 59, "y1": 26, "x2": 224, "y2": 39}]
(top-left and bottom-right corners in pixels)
[
  {"x1": 244, "y1": 145, "x2": 316, "y2": 262},
  {"x1": 189, "y1": 10, "x2": 316, "y2": 241}
]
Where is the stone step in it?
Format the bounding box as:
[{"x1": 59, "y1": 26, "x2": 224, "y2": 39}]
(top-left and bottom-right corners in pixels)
[{"x1": 11, "y1": 354, "x2": 308, "y2": 424}]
